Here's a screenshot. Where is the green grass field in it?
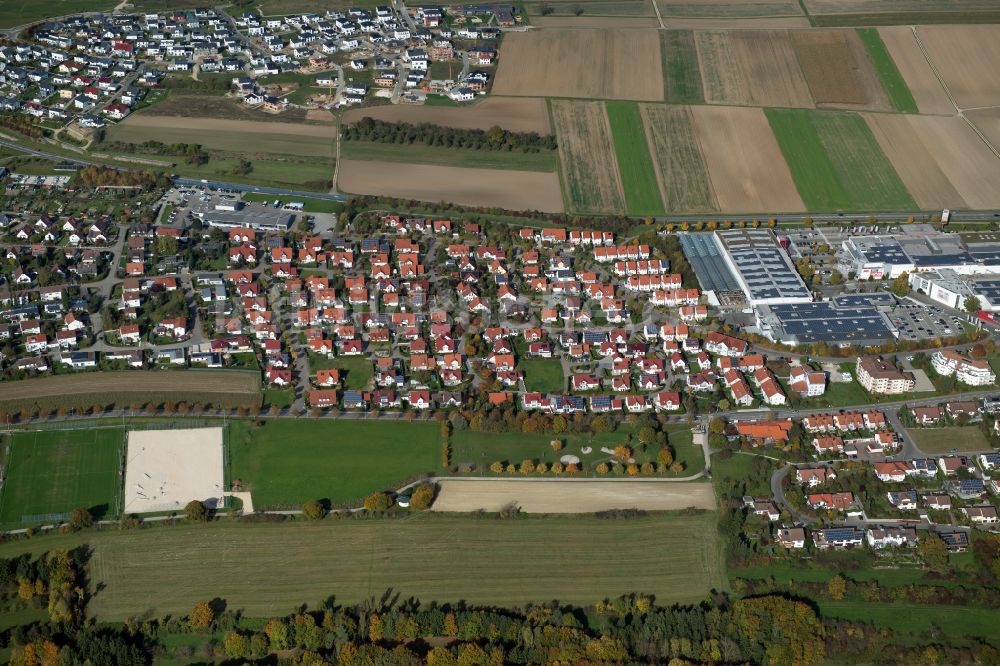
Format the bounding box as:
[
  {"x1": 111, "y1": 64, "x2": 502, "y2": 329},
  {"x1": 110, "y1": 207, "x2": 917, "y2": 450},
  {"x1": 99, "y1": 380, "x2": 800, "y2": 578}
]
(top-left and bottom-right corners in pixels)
[
  {"x1": 662, "y1": 31, "x2": 705, "y2": 104},
  {"x1": 908, "y1": 425, "x2": 992, "y2": 454},
  {"x1": 339, "y1": 140, "x2": 558, "y2": 172},
  {"x1": 766, "y1": 109, "x2": 915, "y2": 211},
  {"x1": 228, "y1": 419, "x2": 441, "y2": 508},
  {"x1": 115, "y1": 152, "x2": 333, "y2": 191},
  {"x1": 856, "y1": 28, "x2": 918, "y2": 114},
  {"x1": 818, "y1": 601, "x2": 1000, "y2": 639},
  {"x1": 106, "y1": 124, "x2": 337, "y2": 160},
  {"x1": 0, "y1": 512, "x2": 725, "y2": 619},
  {"x1": 0, "y1": 0, "x2": 116, "y2": 28},
  {"x1": 605, "y1": 101, "x2": 665, "y2": 216},
  {"x1": 0, "y1": 428, "x2": 123, "y2": 526},
  {"x1": 519, "y1": 358, "x2": 565, "y2": 393}
]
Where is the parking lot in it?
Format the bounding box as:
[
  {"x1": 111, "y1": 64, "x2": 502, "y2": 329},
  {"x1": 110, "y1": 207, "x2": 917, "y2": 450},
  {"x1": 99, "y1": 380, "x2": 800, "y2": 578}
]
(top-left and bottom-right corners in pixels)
[{"x1": 888, "y1": 302, "x2": 967, "y2": 341}]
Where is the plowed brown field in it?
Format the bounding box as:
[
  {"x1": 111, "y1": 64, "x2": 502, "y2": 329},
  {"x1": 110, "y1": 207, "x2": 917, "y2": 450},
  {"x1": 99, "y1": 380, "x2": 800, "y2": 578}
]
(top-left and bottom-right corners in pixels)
[
  {"x1": 865, "y1": 113, "x2": 1000, "y2": 209},
  {"x1": 342, "y1": 96, "x2": 552, "y2": 134},
  {"x1": 493, "y1": 29, "x2": 663, "y2": 101},
  {"x1": 791, "y1": 29, "x2": 890, "y2": 110},
  {"x1": 918, "y1": 25, "x2": 1000, "y2": 110},
  {"x1": 877, "y1": 26, "x2": 953, "y2": 115},
  {"x1": 337, "y1": 160, "x2": 565, "y2": 212},
  {"x1": 691, "y1": 105, "x2": 805, "y2": 212}
]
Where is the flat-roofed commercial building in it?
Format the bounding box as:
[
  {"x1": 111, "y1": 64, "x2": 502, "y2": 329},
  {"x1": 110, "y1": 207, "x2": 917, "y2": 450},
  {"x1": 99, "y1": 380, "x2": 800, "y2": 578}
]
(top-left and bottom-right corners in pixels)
[
  {"x1": 712, "y1": 229, "x2": 811, "y2": 306},
  {"x1": 755, "y1": 301, "x2": 895, "y2": 346}
]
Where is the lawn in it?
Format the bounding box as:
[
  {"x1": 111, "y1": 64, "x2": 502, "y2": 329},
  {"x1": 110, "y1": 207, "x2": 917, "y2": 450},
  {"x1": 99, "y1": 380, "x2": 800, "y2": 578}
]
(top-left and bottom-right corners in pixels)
[
  {"x1": 662, "y1": 30, "x2": 704, "y2": 104},
  {"x1": 605, "y1": 101, "x2": 665, "y2": 216},
  {"x1": 262, "y1": 388, "x2": 295, "y2": 409},
  {"x1": 111, "y1": 152, "x2": 334, "y2": 191},
  {"x1": 766, "y1": 108, "x2": 915, "y2": 211},
  {"x1": 856, "y1": 28, "x2": 918, "y2": 114},
  {"x1": 0, "y1": 512, "x2": 726, "y2": 619},
  {"x1": 309, "y1": 354, "x2": 373, "y2": 390},
  {"x1": 228, "y1": 419, "x2": 442, "y2": 507},
  {"x1": 908, "y1": 425, "x2": 992, "y2": 454},
  {"x1": 339, "y1": 140, "x2": 558, "y2": 172},
  {"x1": 519, "y1": 357, "x2": 565, "y2": 393},
  {"x1": 818, "y1": 601, "x2": 1000, "y2": 639},
  {"x1": 0, "y1": 0, "x2": 116, "y2": 29},
  {"x1": 0, "y1": 428, "x2": 123, "y2": 526}
]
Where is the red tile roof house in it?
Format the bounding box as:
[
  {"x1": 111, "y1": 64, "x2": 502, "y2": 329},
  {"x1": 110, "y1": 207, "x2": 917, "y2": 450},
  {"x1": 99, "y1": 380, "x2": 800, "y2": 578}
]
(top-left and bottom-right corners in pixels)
[{"x1": 308, "y1": 389, "x2": 338, "y2": 409}]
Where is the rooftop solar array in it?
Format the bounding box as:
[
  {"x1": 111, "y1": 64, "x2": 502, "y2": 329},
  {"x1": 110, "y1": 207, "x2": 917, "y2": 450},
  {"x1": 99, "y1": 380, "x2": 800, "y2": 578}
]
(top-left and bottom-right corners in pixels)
[
  {"x1": 760, "y1": 302, "x2": 893, "y2": 344},
  {"x1": 715, "y1": 230, "x2": 811, "y2": 303},
  {"x1": 679, "y1": 233, "x2": 742, "y2": 292},
  {"x1": 972, "y1": 279, "x2": 1000, "y2": 305},
  {"x1": 831, "y1": 292, "x2": 896, "y2": 308}
]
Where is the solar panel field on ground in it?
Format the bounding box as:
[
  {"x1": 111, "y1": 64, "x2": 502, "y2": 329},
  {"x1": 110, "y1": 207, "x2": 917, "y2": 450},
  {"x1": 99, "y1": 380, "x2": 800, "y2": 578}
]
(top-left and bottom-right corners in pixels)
[{"x1": 0, "y1": 428, "x2": 124, "y2": 527}]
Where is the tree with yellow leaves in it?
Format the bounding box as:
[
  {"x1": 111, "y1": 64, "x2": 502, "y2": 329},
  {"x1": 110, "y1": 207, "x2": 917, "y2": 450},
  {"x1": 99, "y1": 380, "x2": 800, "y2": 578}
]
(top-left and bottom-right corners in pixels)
[{"x1": 189, "y1": 601, "x2": 215, "y2": 630}]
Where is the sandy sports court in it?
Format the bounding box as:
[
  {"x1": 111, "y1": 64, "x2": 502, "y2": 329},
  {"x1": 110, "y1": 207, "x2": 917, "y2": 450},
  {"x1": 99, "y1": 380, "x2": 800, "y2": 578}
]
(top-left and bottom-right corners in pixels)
[
  {"x1": 917, "y1": 25, "x2": 1000, "y2": 110},
  {"x1": 791, "y1": 30, "x2": 891, "y2": 110},
  {"x1": 690, "y1": 104, "x2": 805, "y2": 213},
  {"x1": 877, "y1": 26, "x2": 953, "y2": 115},
  {"x1": 493, "y1": 29, "x2": 663, "y2": 101},
  {"x1": 124, "y1": 428, "x2": 225, "y2": 514},
  {"x1": 431, "y1": 479, "x2": 716, "y2": 513},
  {"x1": 864, "y1": 113, "x2": 1000, "y2": 209},
  {"x1": 337, "y1": 159, "x2": 565, "y2": 212},
  {"x1": 343, "y1": 97, "x2": 551, "y2": 134}
]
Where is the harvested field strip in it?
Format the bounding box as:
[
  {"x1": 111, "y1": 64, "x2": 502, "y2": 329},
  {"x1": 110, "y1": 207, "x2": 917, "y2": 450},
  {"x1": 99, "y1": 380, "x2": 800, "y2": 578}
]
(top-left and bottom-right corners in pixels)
[
  {"x1": 432, "y1": 479, "x2": 716, "y2": 513},
  {"x1": 863, "y1": 113, "x2": 965, "y2": 209},
  {"x1": 524, "y1": 0, "x2": 655, "y2": 16},
  {"x1": 0, "y1": 513, "x2": 726, "y2": 618},
  {"x1": 665, "y1": 16, "x2": 809, "y2": 27},
  {"x1": 804, "y1": 0, "x2": 1000, "y2": 13},
  {"x1": 732, "y1": 30, "x2": 813, "y2": 108},
  {"x1": 551, "y1": 99, "x2": 626, "y2": 214},
  {"x1": 658, "y1": 0, "x2": 803, "y2": 17},
  {"x1": 918, "y1": 25, "x2": 1000, "y2": 110},
  {"x1": 493, "y1": 29, "x2": 664, "y2": 101},
  {"x1": 790, "y1": 29, "x2": 891, "y2": 110},
  {"x1": 606, "y1": 101, "x2": 665, "y2": 215},
  {"x1": 877, "y1": 26, "x2": 952, "y2": 115},
  {"x1": 341, "y1": 96, "x2": 552, "y2": 134},
  {"x1": 903, "y1": 115, "x2": 1000, "y2": 209},
  {"x1": 640, "y1": 104, "x2": 718, "y2": 213},
  {"x1": 107, "y1": 124, "x2": 335, "y2": 159},
  {"x1": 810, "y1": 111, "x2": 915, "y2": 210},
  {"x1": 337, "y1": 159, "x2": 565, "y2": 213},
  {"x1": 696, "y1": 30, "x2": 750, "y2": 105},
  {"x1": 856, "y1": 28, "x2": 917, "y2": 113},
  {"x1": 0, "y1": 371, "x2": 261, "y2": 414},
  {"x1": 811, "y1": 11, "x2": 1000, "y2": 27},
  {"x1": 766, "y1": 108, "x2": 849, "y2": 210},
  {"x1": 690, "y1": 105, "x2": 804, "y2": 213},
  {"x1": 662, "y1": 30, "x2": 705, "y2": 104},
  {"x1": 339, "y1": 140, "x2": 558, "y2": 172}
]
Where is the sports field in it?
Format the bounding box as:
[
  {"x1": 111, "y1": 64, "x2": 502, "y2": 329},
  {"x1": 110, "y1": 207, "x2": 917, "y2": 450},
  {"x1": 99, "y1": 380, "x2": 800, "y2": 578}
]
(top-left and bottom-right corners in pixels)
[
  {"x1": 605, "y1": 101, "x2": 665, "y2": 215},
  {"x1": 0, "y1": 428, "x2": 123, "y2": 526},
  {"x1": 228, "y1": 419, "x2": 441, "y2": 508},
  {"x1": 0, "y1": 512, "x2": 725, "y2": 618}
]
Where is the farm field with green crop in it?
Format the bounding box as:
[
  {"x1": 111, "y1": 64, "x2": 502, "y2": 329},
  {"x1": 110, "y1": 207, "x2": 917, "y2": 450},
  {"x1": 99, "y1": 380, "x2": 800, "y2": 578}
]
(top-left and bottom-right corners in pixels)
[
  {"x1": 662, "y1": 30, "x2": 705, "y2": 104},
  {"x1": 856, "y1": 28, "x2": 918, "y2": 113},
  {"x1": 228, "y1": 419, "x2": 441, "y2": 508},
  {"x1": 605, "y1": 101, "x2": 665, "y2": 215},
  {"x1": 0, "y1": 428, "x2": 123, "y2": 527},
  {"x1": 767, "y1": 108, "x2": 914, "y2": 211},
  {"x1": 0, "y1": 512, "x2": 725, "y2": 619}
]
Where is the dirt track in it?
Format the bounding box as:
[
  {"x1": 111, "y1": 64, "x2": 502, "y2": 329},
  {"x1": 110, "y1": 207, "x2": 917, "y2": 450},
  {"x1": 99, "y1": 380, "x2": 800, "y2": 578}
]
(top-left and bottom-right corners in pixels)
[
  {"x1": 431, "y1": 479, "x2": 716, "y2": 513},
  {"x1": 337, "y1": 159, "x2": 565, "y2": 212},
  {"x1": 343, "y1": 97, "x2": 551, "y2": 134}
]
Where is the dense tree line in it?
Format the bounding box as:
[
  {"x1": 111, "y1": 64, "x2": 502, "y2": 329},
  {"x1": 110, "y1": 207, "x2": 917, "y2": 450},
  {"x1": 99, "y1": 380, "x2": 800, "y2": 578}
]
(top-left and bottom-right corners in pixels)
[
  {"x1": 342, "y1": 118, "x2": 557, "y2": 153},
  {"x1": 0, "y1": 116, "x2": 44, "y2": 140},
  {"x1": 76, "y1": 165, "x2": 171, "y2": 191},
  {"x1": 100, "y1": 140, "x2": 205, "y2": 157}
]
